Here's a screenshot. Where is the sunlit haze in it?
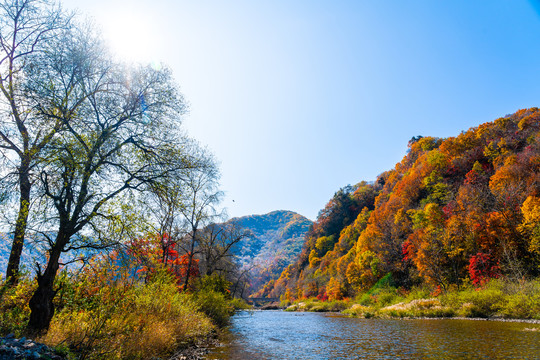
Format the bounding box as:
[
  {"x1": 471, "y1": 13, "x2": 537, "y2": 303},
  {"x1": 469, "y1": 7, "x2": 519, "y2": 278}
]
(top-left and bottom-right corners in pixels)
[
  {"x1": 61, "y1": 0, "x2": 540, "y2": 220},
  {"x1": 99, "y1": 11, "x2": 161, "y2": 63}
]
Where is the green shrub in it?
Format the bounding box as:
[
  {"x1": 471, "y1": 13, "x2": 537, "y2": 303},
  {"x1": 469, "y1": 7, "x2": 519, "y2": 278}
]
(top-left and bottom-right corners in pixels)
[
  {"x1": 230, "y1": 297, "x2": 251, "y2": 310},
  {"x1": 376, "y1": 289, "x2": 402, "y2": 307},
  {"x1": 498, "y1": 293, "x2": 540, "y2": 319},
  {"x1": 357, "y1": 292, "x2": 375, "y2": 306},
  {"x1": 280, "y1": 299, "x2": 292, "y2": 308},
  {"x1": 355, "y1": 273, "x2": 402, "y2": 308},
  {"x1": 326, "y1": 299, "x2": 351, "y2": 311},
  {"x1": 194, "y1": 290, "x2": 234, "y2": 327},
  {"x1": 442, "y1": 285, "x2": 505, "y2": 318},
  {"x1": 195, "y1": 274, "x2": 232, "y2": 299},
  {"x1": 404, "y1": 286, "x2": 432, "y2": 302},
  {"x1": 284, "y1": 304, "x2": 298, "y2": 311}
]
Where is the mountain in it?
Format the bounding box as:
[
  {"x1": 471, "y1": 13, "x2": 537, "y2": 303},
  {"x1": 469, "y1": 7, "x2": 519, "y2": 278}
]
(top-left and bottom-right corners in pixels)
[
  {"x1": 0, "y1": 234, "x2": 49, "y2": 277},
  {"x1": 229, "y1": 210, "x2": 312, "y2": 296},
  {"x1": 0, "y1": 233, "x2": 98, "y2": 278},
  {"x1": 263, "y1": 108, "x2": 540, "y2": 301}
]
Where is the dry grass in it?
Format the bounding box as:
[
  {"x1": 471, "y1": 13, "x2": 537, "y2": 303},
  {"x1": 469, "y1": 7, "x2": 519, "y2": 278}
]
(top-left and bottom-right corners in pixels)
[{"x1": 41, "y1": 269, "x2": 214, "y2": 360}]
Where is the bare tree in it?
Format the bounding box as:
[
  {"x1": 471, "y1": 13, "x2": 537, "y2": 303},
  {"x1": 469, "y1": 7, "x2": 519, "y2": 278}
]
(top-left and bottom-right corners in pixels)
[
  {"x1": 129, "y1": 142, "x2": 216, "y2": 269},
  {"x1": 0, "y1": 0, "x2": 71, "y2": 285},
  {"x1": 176, "y1": 158, "x2": 222, "y2": 290},
  {"x1": 199, "y1": 222, "x2": 251, "y2": 277}
]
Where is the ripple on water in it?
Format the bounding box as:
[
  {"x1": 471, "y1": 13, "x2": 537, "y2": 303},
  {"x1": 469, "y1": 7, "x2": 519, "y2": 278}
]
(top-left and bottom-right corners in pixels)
[{"x1": 207, "y1": 311, "x2": 540, "y2": 360}]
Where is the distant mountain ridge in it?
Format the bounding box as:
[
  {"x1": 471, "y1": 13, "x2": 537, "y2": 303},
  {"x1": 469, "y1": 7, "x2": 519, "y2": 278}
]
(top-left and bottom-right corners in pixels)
[
  {"x1": 229, "y1": 210, "x2": 312, "y2": 296},
  {"x1": 0, "y1": 233, "x2": 41, "y2": 277},
  {"x1": 0, "y1": 233, "x2": 97, "y2": 277}
]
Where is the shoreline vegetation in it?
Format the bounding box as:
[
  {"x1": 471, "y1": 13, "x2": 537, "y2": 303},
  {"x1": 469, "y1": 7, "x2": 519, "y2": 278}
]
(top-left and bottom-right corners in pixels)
[
  {"x1": 278, "y1": 276, "x2": 540, "y2": 323},
  {"x1": 0, "y1": 264, "x2": 250, "y2": 360}
]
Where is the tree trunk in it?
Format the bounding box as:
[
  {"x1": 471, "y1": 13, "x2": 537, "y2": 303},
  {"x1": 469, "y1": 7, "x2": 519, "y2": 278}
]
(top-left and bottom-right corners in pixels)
[
  {"x1": 27, "y1": 233, "x2": 66, "y2": 334},
  {"x1": 183, "y1": 251, "x2": 194, "y2": 290},
  {"x1": 183, "y1": 231, "x2": 197, "y2": 290},
  {"x1": 6, "y1": 161, "x2": 31, "y2": 286},
  {"x1": 240, "y1": 282, "x2": 246, "y2": 298}
]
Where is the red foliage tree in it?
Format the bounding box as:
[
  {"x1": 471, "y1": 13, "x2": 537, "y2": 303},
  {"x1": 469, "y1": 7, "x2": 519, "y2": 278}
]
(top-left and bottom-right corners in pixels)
[
  {"x1": 129, "y1": 234, "x2": 200, "y2": 288},
  {"x1": 469, "y1": 252, "x2": 501, "y2": 286}
]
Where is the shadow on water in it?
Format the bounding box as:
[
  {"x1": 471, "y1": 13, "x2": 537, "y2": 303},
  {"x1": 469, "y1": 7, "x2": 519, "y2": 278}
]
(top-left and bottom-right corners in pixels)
[{"x1": 207, "y1": 310, "x2": 540, "y2": 360}]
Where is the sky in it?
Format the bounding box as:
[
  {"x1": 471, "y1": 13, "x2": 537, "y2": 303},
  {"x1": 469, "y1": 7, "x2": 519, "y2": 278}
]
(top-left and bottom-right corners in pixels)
[{"x1": 60, "y1": 0, "x2": 540, "y2": 221}]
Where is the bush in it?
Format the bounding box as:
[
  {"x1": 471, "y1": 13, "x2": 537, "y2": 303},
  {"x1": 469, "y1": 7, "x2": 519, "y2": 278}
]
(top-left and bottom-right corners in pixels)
[
  {"x1": 354, "y1": 273, "x2": 402, "y2": 307},
  {"x1": 404, "y1": 286, "x2": 432, "y2": 302},
  {"x1": 194, "y1": 290, "x2": 234, "y2": 328},
  {"x1": 442, "y1": 282, "x2": 505, "y2": 318},
  {"x1": 0, "y1": 278, "x2": 36, "y2": 337},
  {"x1": 230, "y1": 297, "x2": 251, "y2": 310},
  {"x1": 376, "y1": 289, "x2": 402, "y2": 306},
  {"x1": 1, "y1": 257, "x2": 238, "y2": 359},
  {"x1": 439, "y1": 278, "x2": 540, "y2": 319},
  {"x1": 195, "y1": 274, "x2": 232, "y2": 298},
  {"x1": 499, "y1": 293, "x2": 540, "y2": 319}
]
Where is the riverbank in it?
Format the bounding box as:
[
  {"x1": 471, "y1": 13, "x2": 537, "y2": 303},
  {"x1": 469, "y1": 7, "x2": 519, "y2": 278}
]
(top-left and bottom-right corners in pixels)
[
  {"x1": 0, "y1": 334, "x2": 66, "y2": 359},
  {"x1": 281, "y1": 278, "x2": 540, "y2": 322},
  {"x1": 168, "y1": 332, "x2": 223, "y2": 360},
  {"x1": 0, "y1": 271, "x2": 248, "y2": 360}
]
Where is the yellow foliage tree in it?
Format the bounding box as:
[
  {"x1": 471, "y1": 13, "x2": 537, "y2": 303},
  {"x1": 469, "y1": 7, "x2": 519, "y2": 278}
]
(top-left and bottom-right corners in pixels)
[
  {"x1": 326, "y1": 277, "x2": 343, "y2": 301},
  {"x1": 520, "y1": 196, "x2": 540, "y2": 257}
]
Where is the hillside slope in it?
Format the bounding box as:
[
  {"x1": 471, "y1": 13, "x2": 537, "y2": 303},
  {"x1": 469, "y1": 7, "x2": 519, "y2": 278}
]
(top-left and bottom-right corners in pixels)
[
  {"x1": 230, "y1": 210, "x2": 312, "y2": 296},
  {"x1": 264, "y1": 108, "x2": 540, "y2": 301}
]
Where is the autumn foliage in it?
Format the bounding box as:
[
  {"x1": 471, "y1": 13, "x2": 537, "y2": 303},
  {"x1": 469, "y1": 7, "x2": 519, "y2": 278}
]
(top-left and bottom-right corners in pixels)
[
  {"x1": 128, "y1": 234, "x2": 200, "y2": 290},
  {"x1": 264, "y1": 108, "x2": 540, "y2": 301}
]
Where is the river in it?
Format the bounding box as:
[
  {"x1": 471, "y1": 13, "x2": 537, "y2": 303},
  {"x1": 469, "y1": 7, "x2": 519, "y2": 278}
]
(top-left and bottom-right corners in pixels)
[{"x1": 207, "y1": 310, "x2": 540, "y2": 359}]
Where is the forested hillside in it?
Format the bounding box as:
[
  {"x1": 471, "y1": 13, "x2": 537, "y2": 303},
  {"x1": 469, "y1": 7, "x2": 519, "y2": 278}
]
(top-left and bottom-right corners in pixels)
[
  {"x1": 263, "y1": 108, "x2": 540, "y2": 301},
  {"x1": 229, "y1": 210, "x2": 312, "y2": 296}
]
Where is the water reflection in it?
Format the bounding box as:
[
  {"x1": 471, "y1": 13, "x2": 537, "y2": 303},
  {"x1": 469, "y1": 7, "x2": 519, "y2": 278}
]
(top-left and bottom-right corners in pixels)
[{"x1": 208, "y1": 311, "x2": 540, "y2": 360}]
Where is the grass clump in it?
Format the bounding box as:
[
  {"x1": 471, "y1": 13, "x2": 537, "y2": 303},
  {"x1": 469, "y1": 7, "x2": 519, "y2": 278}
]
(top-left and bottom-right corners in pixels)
[
  {"x1": 286, "y1": 298, "x2": 351, "y2": 312},
  {"x1": 379, "y1": 298, "x2": 455, "y2": 318},
  {"x1": 343, "y1": 304, "x2": 376, "y2": 318}
]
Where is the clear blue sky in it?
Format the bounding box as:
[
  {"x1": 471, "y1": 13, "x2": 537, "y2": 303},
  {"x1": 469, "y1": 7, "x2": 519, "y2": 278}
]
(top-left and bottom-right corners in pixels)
[{"x1": 62, "y1": 0, "x2": 540, "y2": 220}]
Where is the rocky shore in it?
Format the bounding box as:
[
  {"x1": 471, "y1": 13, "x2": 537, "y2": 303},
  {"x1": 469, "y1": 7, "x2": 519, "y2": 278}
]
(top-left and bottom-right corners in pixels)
[
  {"x1": 0, "y1": 334, "x2": 65, "y2": 360},
  {"x1": 169, "y1": 332, "x2": 222, "y2": 360},
  {"x1": 0, "y1": 331, "x2": 223, "y2": 360}
]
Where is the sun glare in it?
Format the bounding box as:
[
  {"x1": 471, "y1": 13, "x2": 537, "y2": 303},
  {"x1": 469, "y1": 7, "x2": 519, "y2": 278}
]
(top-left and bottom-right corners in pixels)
[{"x1": 100, "y1": 11, "x2": 160, "y2": 64}]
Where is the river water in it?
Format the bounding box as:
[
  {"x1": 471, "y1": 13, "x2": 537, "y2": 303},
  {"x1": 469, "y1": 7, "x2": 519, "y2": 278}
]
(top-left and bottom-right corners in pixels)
[{"x1": 207, "y1": 310, "x2": 540, "y2": 359}]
